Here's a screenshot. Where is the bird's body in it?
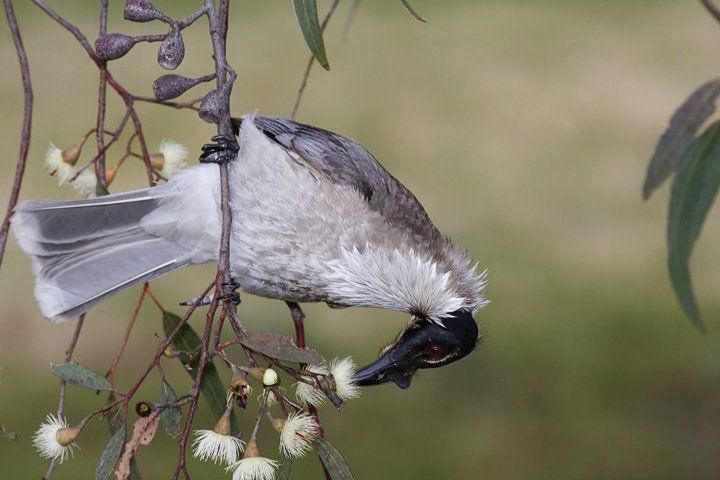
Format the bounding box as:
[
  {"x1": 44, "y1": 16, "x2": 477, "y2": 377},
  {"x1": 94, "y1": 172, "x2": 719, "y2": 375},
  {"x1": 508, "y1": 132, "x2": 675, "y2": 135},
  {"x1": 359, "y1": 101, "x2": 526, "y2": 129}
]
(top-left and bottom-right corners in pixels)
[
  {"x1": 13, "y1": 115, "x2": 486, "y2": 387},
  {"x1": 14, "y1": 115, "x2": 485, "y2": 323}
]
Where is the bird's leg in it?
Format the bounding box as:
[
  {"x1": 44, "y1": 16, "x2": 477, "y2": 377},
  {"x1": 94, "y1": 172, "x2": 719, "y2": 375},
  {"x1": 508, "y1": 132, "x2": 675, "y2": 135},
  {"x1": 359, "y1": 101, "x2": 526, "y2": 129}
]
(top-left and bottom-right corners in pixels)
[
  {"x1": 286, "y1": 301, "x2": 306, "y2": 348},
  {"x1": 199, "y1": 134, "x2": 239, "y2": 164}
]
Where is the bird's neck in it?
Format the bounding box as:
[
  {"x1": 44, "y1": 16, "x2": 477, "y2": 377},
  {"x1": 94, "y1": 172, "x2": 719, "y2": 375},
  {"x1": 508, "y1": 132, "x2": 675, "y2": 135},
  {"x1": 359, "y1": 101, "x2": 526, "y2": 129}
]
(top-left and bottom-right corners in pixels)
[{"x1": 322, "y1": 244, "x2": 486, "y2": 320}]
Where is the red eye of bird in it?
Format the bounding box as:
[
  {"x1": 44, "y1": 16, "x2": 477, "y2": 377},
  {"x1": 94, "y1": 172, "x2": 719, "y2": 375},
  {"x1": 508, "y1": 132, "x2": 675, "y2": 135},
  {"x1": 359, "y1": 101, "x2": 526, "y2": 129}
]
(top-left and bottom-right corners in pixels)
[{"x1": 426, "y1": 343, "x2": 446, "y2": 360}]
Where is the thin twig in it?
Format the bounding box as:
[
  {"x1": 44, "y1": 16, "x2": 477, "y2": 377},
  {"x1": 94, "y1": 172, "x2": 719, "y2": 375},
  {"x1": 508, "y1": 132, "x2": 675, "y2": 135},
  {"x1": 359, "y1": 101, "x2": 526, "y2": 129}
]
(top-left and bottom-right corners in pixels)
[
  {"x1": 701, "y1": 0, "x2": 720, "y2": 25},
  {"x1": 43, "y1": 314, "x2": 85, "y2": 480},
  {"x1": 95, "y1": 0, "x2": 109, "y2": 191},
  {"x1": 290, "y1": 0, "x2": 340, "y2": 119},
  {"x1": 107, "y1": 285, "x2": 147, "y2": 384},
  {"x1": 0, "y1": 0, "x2": 33, "y2": 272}
]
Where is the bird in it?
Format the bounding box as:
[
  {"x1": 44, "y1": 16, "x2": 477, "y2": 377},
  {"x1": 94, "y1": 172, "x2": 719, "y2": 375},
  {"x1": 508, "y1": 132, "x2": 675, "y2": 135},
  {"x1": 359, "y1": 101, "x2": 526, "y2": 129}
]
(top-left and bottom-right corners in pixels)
[{"x1": 11, "y1": 114, "x2": 488, "y2": 388}]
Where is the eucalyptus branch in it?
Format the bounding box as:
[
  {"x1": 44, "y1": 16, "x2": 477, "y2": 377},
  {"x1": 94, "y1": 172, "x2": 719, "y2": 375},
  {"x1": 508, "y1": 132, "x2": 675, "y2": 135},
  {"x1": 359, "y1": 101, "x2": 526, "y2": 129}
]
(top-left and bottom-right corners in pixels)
[
  {"x1": 700, "y1": 0, "x2": 720, "y2": 25},
  {"x1": 0, "y1": 0, "x2": 33, "y2": 272}
]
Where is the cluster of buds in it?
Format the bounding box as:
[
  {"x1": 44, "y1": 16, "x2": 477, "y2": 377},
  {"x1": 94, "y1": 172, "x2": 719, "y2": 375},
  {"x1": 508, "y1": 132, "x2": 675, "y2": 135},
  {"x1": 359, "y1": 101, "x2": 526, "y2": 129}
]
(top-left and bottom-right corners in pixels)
[
  {"x1": 95, "y1": 1, "x2": 227, "y2": 125},
  {"x1": 95, "y1": 0, "x2": 190, "y2": 70}
]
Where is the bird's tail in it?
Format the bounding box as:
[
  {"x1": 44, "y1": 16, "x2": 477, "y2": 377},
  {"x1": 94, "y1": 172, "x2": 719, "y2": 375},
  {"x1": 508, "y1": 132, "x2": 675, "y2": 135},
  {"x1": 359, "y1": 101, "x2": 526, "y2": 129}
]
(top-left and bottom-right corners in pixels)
[{"x1": 12, "y1": 188, "x2": 193, "y2": 322}]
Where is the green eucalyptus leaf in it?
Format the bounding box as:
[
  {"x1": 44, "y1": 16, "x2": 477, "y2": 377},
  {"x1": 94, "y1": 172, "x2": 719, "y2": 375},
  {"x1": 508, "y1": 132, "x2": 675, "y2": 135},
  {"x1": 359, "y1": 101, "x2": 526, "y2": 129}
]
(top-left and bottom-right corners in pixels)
[
  {"x1": 278, "y1": 456, "x2": 292, "y2": 480},
  {"x1": 644, "y1": 78, "x2": 720, "y2": 199},
  {"x1": 292, "y1": 0, "x2": 330, "y2": 70},
  {"x1": 162, "y1": 311, "x2": 238, "y2": 431},
  {"x1": 96, "y1": 425, "x2": 126, "y2": 480},
  {"x1": 315, "y1": 437, "x2": 354, "y2": 480},
  {"x1": 51, "y1": 362, "x2": 113, "y2": 391},
  {"x1": 399, "y1": 0, "x2": 426, "y2": 22},
  {"x1": 159, "y1": 380, "x2": 181, "y2": 438},
  {"x1": 667, "y1": 120, "x2": 720, "y2": 330}
]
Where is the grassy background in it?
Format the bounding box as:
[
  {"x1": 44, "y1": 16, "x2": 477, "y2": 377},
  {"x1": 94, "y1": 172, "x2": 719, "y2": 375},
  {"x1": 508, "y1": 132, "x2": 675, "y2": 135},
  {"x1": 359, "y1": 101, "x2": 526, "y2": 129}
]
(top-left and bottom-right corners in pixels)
[{"x1": 2, "y1": 0, "x2": 720, "y2": 478}]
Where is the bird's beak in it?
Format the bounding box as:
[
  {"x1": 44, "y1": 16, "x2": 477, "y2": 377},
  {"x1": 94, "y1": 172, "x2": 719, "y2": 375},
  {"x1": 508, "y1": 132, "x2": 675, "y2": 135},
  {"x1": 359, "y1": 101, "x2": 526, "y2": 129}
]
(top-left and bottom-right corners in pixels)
[{"x1": 353, "y1": 350, "x2": 414, "y2": 389}]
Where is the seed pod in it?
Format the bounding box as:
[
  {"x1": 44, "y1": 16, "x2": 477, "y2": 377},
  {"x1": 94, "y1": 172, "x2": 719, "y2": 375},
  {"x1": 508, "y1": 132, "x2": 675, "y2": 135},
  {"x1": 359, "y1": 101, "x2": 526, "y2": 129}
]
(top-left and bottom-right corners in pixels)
[
  {"x1": 157, "y1": 25, "x2": 185, "y2": 70},
  {"x1": 198, "y1": 88, "x2": 227, "y2": 124},
  {"x1": 61, "y1": 144, "x2": 82, "y2": 165},
  {"x1": 95, "y1": 33, "x2": 136, "y2": 61},
  {"x1": 152, "y1": 74, "x2": 197, "y2": 101},
  {"x1": 124, "y1": 0, "x2": 165, "y2": 23}
]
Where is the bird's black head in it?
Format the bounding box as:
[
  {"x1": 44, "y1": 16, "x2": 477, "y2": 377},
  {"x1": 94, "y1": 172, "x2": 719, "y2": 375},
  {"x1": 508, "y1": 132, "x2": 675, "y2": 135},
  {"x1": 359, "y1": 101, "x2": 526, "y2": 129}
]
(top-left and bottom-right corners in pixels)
[{"x1": 353, "y1": 309, "x2": 480, "y2": 389}]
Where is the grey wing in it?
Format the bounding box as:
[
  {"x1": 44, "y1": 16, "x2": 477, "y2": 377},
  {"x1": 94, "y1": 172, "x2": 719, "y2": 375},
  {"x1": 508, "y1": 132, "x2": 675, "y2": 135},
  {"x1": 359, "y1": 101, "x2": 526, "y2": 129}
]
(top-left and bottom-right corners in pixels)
[{"x1": 233, "y1": 115, "x2": 443, "y2": 243}]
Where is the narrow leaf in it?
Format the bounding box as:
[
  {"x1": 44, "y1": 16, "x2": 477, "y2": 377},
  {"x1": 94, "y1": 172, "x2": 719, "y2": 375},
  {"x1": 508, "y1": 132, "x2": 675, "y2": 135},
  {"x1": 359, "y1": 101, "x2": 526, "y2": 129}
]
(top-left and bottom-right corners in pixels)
[
  {"x1": 667, "y1": 120, "x2": 720, "y2": 330},
  {"x1": 315, "y1": 437, "x2": 354, "y2": 480},
  {"x1": 644, "y1": 78, "x2": 720, "y2": 199},
  {"x1": 96, "y1": 426, "x2": 126, "y2": 480},
  {"x1": 0, "y1": 425, "x2": 17, "y2": 441},
  {"x1": 239, "y1": 332, "x2": 324, "y2": 364},
  {"x1": 278, "y1": 456, "x2": 292, "y2": 480},
  {"x1": 52, "y1": 362, "x2": 113, "y2": 391},
  {"x1": 399, "y1": 0, "x2": 426, "y2": 22},
  {"x1": 159, "y1": 380, "x2": 181, "y2": 438},
  {"x1": 162, "y1": 311, "x2": 238, "y2": 431},
  {"x1": 292, "y1": 0, "x2": 330, "y2": 70}
]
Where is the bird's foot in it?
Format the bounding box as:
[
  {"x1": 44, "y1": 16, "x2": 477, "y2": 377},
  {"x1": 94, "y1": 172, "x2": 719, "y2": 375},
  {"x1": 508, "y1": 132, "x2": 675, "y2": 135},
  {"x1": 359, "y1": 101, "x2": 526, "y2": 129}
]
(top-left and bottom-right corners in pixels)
[
  {"x1": 199, "y1": 135, "x2": 239, "y2": 164},
  {"x1": 220, "y1": 280, "x2": 241, "y2": 305}
]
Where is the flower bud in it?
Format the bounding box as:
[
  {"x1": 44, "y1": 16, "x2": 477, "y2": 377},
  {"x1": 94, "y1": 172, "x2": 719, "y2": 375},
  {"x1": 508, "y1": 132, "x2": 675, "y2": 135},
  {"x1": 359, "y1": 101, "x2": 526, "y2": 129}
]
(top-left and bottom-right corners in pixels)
[
  {"x1": 55, "y1": 427, "x2": 80, "y2": 447},
  {"x1": 214, "y1": 411, "x2": 232, "y2": 436},
  {"x1": 262, "y1": 368, "x2": 279, "y2": 387},
  {"x1": 150, "y1": 153, "x2": 165, "y2": 169},
  {"x1": 61, "y1": 144, "x2": 82, "y2": 166},
  {"x1": 124, "y1": 0, "x2": 165, "y2": 22},
  {"x1": 270, "y1": 417, "x2": 285, "y2": 433},
  {"x1": 244, "y1": 438, "x2": 261, "y2": 458},
  {"x1": 157, "y1": 25, "x2": 185, "y2": 70},
  {"x1": 163, "y1": 346, "x2": 178, "y2": 358},
  {"x1": 198, "y1": 88, "x2": 226, "y2": 124},
  {"x1": 95, "y1": 33, "x2": 137, "y2": 61},
  {"x1": 152, "y1": 74, "x2": 198, "y2": 101},
  {"x1": 105, "y1": 164, "x2": 119, "y2": 185}
]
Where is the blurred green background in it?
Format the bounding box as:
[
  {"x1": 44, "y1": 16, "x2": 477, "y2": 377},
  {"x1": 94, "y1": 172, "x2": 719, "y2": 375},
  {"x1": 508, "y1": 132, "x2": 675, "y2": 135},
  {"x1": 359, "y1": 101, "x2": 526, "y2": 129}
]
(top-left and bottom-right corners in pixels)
[{"x1": 2, "y1": 0, "x2": 720, "y2": 478}]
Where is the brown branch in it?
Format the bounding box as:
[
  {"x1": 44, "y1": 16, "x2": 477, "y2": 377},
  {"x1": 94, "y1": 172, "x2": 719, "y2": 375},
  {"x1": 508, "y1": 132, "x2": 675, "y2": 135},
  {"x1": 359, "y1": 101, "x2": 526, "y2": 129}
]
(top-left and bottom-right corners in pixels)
[
  {"x1": 107, "y1": 285, "x2": 147, "y2": 384},
  {"x1": 0, "y1": 0, "x2": 33, "y2": 272},
  {"x1": 701, "y1": 0, "x2": 720, "y2": 25},
  {"x1": 95, "y1": 0, "x2": 109, "y2": 192},
  {"x1": 133, "y1": 94, "x2": 204, "y2": 111},
  {"x1": 172, "y1": 2, "x2": 238, "y2": 477},
  {"x1": 290, "y1": 0, "x2": 340, "y2": 119},
  {"x1": 122, "y1": 281, "x2": 214, "y2": 409},
  {"x1": 43, "y1": 314, "x2": 85, "y2": 480}
]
